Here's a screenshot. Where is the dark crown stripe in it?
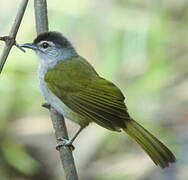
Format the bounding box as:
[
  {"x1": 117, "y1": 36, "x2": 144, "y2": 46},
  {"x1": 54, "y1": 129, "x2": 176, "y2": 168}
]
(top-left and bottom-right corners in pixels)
[{"x1": 33, "y1": 31, "x2": 70, "y2": 47}]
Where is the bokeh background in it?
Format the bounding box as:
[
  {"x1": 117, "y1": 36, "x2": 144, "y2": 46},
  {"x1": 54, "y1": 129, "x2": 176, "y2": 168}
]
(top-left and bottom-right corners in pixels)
[{"x1": 0, "y1": 0, "x2": 187, "y2": 179}]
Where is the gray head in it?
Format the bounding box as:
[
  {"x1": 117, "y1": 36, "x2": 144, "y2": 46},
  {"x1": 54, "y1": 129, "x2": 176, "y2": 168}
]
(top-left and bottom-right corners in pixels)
[{"x1": 22, "y1": 31, "x2": 78, "y2": 64}]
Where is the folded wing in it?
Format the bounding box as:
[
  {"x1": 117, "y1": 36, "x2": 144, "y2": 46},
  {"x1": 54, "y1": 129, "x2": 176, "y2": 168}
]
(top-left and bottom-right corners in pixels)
[{"x1": 45, "y1": 57, "x2": 130, "y2": 131}]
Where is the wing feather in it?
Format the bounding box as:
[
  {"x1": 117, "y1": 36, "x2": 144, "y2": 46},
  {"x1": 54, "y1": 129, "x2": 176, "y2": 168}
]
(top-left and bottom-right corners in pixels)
[
  {"x1": 69, "y1": 96, "x2": 123, "y2": 130},
  {"x1": 78, "y1": 93, "x2": 125, "y2": 116},
  {"x1": 45, "y1": 57, "x2": 130, "y2": 131}
]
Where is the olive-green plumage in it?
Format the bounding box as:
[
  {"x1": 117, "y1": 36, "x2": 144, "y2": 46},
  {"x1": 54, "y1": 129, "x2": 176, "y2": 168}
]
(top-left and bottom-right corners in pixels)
[
  {"x1": 45, "y1": 56, "x2": 176, "y2": 168},
  {"x1": 21, "y1": 31, "x2": 176, "y2": 168}
]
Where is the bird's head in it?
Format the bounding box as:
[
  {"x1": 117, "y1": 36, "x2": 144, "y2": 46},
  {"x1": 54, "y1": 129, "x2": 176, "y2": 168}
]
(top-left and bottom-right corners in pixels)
[{"x1": 21, "y1": 31, "x2": 77, "y2": 64}]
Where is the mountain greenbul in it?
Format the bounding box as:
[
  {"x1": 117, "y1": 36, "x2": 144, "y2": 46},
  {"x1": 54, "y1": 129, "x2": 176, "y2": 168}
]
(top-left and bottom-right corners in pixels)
[{"x1": 21, "y1": 31, "x2": 176, "y2": 168}]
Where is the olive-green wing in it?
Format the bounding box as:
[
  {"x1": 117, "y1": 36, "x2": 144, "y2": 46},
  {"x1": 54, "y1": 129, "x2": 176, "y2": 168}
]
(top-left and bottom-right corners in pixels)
[{"x1": 45, "y1": 57, "x2": 130, "y2": 131}]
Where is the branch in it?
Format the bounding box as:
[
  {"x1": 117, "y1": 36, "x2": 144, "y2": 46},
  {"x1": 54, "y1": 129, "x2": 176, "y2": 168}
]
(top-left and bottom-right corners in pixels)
[
  {"x1": 34, "y1": 1, "x2": 79, "y2": 179},
  {"x1": 49, "y1": 108, "x2": 79, "y2": 179},
  {"x1": 0, "y1": 0, "x2": 28, "y2": 74},
  {"x1": 0, "y1": 36, "x2": 25, "y2": 52},
  {"x1": 34, "y1": 0, "x2": 49, "y2": 34}
]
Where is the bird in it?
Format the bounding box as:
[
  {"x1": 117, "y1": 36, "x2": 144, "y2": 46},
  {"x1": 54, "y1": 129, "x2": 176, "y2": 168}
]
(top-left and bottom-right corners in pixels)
[{"x1": 21, "y1": 31, "x2": 176, "y2": 168}]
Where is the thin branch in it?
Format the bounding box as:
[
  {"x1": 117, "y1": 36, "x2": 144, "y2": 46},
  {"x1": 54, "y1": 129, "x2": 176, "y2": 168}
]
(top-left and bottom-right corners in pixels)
[
  {"x1": 0, "y1": 0, "x2": 28, "y2": 74},
  {"x1": 49, "y1": 108, "x2": 79, "y2": 180},
  {"x1": 34, "y1": 1, "x2": 79, "y2": 179},
  {"x1": 0, "y1": 36, "x2": 26, "y2": 52}
]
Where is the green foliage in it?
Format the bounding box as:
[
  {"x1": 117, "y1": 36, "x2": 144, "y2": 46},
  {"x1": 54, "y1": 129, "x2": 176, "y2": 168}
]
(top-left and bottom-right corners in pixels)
[{"x1": 2, "y1": 139, "x2": 39, "y2": 175}]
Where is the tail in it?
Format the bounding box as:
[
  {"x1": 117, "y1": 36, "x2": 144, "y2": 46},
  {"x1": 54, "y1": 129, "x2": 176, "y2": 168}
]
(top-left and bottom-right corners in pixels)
[{"x1": 123, "y1": 119, "x2": 176, "y2": 168}]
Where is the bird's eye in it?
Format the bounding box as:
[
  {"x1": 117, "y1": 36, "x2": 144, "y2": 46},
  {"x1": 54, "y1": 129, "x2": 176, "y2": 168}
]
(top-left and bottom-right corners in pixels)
[{"x1": 42, "y1": 42, "x2": 49, "y2": 49}]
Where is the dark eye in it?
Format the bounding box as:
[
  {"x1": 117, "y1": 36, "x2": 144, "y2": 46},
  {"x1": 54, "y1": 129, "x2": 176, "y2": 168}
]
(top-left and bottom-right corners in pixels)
[{"x1": 42, "y1": 42, "x2": 49, "y2": 49}]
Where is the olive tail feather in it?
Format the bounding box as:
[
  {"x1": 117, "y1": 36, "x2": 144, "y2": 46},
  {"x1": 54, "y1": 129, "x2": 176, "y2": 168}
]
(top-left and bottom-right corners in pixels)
[{"x1": 123, "y1": 119, "x2": 176, "y2": 168}]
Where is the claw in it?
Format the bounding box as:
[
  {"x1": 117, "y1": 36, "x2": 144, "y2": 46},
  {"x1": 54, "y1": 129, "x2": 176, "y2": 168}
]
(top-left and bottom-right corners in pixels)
[{"x1": 56, "y1": 137, "x2": 75, "y2": 151}]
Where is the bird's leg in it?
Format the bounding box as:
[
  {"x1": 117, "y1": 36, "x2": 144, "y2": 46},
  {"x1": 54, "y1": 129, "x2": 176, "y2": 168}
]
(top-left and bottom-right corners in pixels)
[
  {"x1": 56, "y1": 126, "x2": 84, "y2": 151},
  {"x1": 70, "y1": 126, "x2": 84, "y2": 143},
  {"x1": 42, "y1": 103, "x2": 84, "y2": 150}
]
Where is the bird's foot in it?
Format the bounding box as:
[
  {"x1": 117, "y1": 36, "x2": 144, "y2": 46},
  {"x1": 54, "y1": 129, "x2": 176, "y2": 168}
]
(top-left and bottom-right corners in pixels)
[
  {"x1": 42, "y1": 103, "x2": 51, "y2": 109},
  {"x1": 56, "y1": 137, "x2": 75, "y2": 151}
]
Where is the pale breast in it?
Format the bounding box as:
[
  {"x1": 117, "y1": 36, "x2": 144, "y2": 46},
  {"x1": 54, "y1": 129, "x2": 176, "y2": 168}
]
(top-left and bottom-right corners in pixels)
[{"x1": 38, "y1": 65, "x2": 89, "y2": 127}]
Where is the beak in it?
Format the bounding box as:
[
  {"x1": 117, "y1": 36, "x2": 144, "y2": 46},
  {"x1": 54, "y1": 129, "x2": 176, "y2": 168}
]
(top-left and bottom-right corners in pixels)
[{"x1": 21, "y1": 43, "x2": 38, "y2": 50}]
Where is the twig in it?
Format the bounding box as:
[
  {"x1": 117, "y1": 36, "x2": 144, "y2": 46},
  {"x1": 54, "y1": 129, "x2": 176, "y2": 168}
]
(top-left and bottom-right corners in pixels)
[
  {"x1": 0, "y1": 0, "x2": 28, "y2": 74},
  {"x1": 34, "y1": 1, "x2": 79, "y2": 179},
  {"x1": 0, "y1": 36, "x2": 26, "y2": 52}
]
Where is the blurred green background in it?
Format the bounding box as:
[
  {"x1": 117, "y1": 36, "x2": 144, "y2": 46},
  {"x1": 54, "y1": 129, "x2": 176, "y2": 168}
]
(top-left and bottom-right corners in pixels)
[{"x1": 0, "y1": 0, "x2": 186, "y2": 179}]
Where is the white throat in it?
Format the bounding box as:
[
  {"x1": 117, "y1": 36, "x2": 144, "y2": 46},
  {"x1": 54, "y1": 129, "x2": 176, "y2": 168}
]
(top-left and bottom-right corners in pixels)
[{"x1": 37, "y1": 49, "x2": 74, "y2": 70}]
